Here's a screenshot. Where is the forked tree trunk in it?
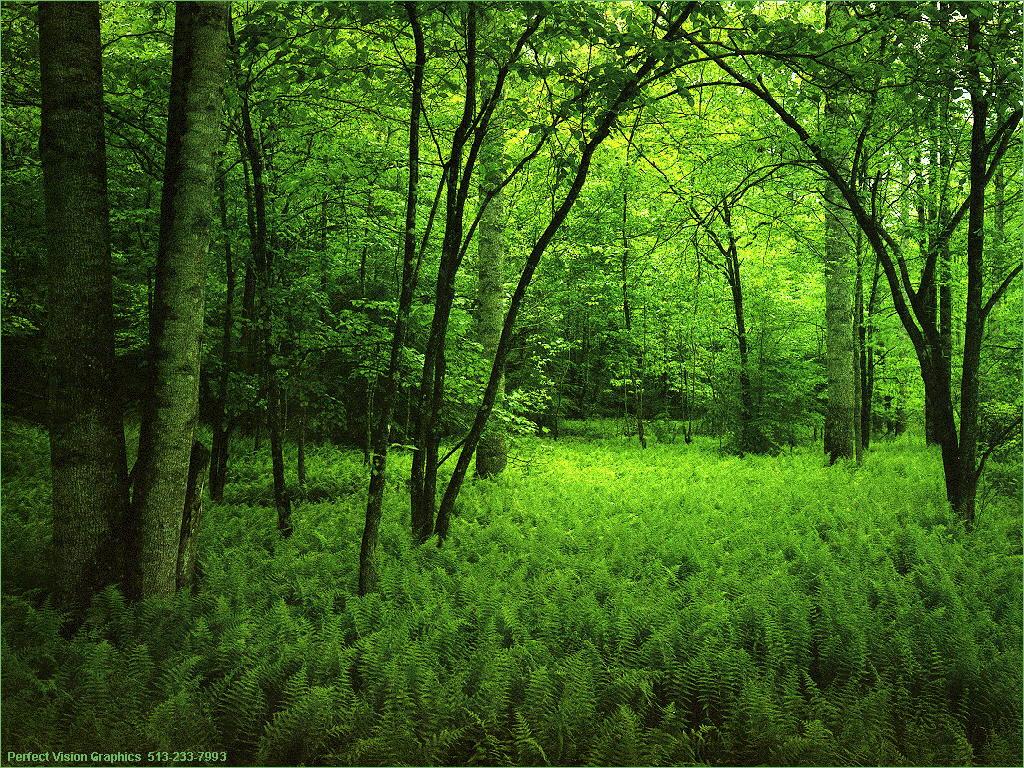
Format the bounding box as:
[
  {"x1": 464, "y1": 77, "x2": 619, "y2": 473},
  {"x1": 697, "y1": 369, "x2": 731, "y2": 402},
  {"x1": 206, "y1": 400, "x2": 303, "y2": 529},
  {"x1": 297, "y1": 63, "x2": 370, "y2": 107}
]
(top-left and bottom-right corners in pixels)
[
  {"x1": 39, "y1": 1, "x2": 131, "y2": 611},
  {"x1": 130, "y1": 1, "x2": 227, "y2": 598}
]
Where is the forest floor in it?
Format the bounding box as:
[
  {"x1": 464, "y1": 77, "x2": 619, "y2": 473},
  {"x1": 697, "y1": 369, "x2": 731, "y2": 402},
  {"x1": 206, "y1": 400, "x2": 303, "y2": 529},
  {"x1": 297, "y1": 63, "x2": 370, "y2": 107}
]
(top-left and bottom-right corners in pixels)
[{"x1": 1, "y1": 418, "x2": 1021, "y2": 766}]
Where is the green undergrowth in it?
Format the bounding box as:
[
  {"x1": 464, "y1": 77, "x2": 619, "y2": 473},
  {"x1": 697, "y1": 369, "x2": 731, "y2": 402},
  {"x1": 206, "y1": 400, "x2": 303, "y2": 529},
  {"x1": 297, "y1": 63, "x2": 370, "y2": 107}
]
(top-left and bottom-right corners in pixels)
[{"x1": 2, "y1": 419, "x2": 1021, "y2": 766}]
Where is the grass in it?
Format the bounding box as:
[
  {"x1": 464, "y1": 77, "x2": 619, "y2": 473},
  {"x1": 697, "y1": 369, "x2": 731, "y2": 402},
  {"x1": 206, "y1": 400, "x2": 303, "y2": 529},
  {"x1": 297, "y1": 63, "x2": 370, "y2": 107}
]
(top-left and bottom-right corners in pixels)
[{"x1": 1, "y1": 418, "x2": 1021, "y2": 766}]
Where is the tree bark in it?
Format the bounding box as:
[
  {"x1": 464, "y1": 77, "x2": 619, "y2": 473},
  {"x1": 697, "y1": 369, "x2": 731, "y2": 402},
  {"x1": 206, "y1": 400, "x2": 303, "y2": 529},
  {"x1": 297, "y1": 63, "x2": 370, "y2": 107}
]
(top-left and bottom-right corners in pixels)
[
  {"x1": 130, "y1": 1, "x2": 227, "y2": 598},
  {"x1": 231, "y1": 12, "x2": 291, "y2": 537},
  {"x1": 821, "y1": 2, "x2": 857, "y2": 464},
  {"x1": 359, "y1": 1, "x2": 425, "y2": 595},
  {"x1": 176, "y1": 440, "x2": 210, "y2": 592},
  {"x1": 412, "y1": 4, "x2": 478, "y2": 542},
  {"x1": 822, "y1": 187, "x2": 857, "y2": 463},
  {"x1": 39, "y1": 1, "x2": 130, "y2": 611},
  {"x1": 953, "y1": 10, "x2": 988, "y2": 525},
  {"x1": 209, "y1": 160, "x2": 235, "y2": 502},
  {"x1": 725, "y1": 235, "x2": 756, "y2": 455},
  {"x1": 434, "y1": 4, "x2": 698, "y2": 540},
  {"x1": 620, "y1": 134, "x2": 647, "y2": 450},
  {"x1": 475, "y1": 102, "x2": 508, "y2": 477}
]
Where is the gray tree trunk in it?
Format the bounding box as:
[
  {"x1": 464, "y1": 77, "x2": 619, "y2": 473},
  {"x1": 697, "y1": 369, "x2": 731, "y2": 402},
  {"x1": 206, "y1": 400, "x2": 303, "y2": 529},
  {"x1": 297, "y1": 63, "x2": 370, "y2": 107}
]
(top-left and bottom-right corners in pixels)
[
  {"x1": 39, "y1": 1, "x2": 130, "y2": 611},
  {"x1": 821, "y1": 1, "x2": 857, "y2": 464},
  {"x1": 131, "y1": 1, "x2": 227, "y2": 598}
]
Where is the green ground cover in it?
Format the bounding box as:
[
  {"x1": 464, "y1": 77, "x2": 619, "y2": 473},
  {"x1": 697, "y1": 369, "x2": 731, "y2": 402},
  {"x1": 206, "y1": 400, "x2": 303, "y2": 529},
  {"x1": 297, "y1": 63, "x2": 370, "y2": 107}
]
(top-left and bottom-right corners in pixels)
[{"x1": 2, "y1": 420, "x2": 1021, "y2": 766}]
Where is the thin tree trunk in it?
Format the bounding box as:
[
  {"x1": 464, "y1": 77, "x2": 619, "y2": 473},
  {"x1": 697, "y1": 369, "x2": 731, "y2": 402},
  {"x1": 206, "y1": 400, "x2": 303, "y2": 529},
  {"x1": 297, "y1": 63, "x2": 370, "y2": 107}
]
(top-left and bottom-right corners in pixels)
[
  {"x1": 475, "y1": 102, "x2": 508, "y2": 477},
  {"x1": 359, "y1": 1, "x2": 425, "y2": 595},
  {"x1": 860, "y1": 253, "x2": 880, "y2": 450},
  {"x1": 296, "y1": 395, "x2": 307, "y2": 486},
  {"x1": 412, "y1": 4, "x2": 478, "y2": 541},
  {"x1": 726, "y1": 237, "x2": 755, "y2": 455},
  {"x1": 822, "y1": 186, "x2": 857, "y2": 463},
  {"x1": 232, "y1": 12, "x2": 291, "y2": 536},
  {"x1": 210, "y1": 160, "x2": 235, "y2": 502},
  {"x1": 130, "y1": 1, "x2": 227, "y2": 598},
  {"x1": 953, "y1": 11, "x2": 988, "y2": 525},
  {"x1": 434, "y1": 3, "x2": 697, "y2": 540},
  {"x1": 39, "y1": 1, "x2": 130, "y2": 611},
  {"x1": 621, "y1": 118, "x2": 646, "y2": 449},
  {"x1": 853, "y1": 252, "x2": 864, "y2": 463}
]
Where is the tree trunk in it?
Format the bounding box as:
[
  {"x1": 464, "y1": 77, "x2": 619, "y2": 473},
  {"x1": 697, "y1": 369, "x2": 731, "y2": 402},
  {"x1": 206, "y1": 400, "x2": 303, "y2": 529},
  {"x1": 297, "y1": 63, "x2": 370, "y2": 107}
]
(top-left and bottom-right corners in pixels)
[
  {"x1": 953, "y1": 11, "x2": 988, "y2": 525},
  {"x1": 822, "y1": 186, "x2": 857, "y2": 463},
  {"x1": 359, "y1": 1, "x2": 425, "y2": 595},
  {"x1": 232, "y1": 12, "x2": 291, "y2": 537},
  {"x1": 434, "y1": 4, "x2": 697, "y2": 540},
  {"x1": 296, "y1": 397, "x2": 307, "y2": 486},
  {"x1": 413, "y1": 4, "x2": 478, "y2": 542},
  {"x1": 723, "y1": 231, "x2": 756, "y2": 455},
  {"x1": 130, "y1": 1, "x2": 227, "y2": 598},
  {"x1": 209, "y1": 160, "x2": 235, "y2": 502},
  {"x1": 176, "y1": 441, "x2": 210, "y2": 592},
  {"x1": 475, "y1": 106, "x2": 508, "y2": 477},
  {"x1": 39, "y1": 1, "x2": 130, "y2": 611},
  {"x1": 860, "y1": 254, "x2": 880, "y2": 451},
  {"x1": 853, "y1": 253, "x2": 864, "y2": 463},
  {"x1": 821, "y1": 2, "x2": 857, "y2": 464},
  {"x1": 621, "y1": 179, "x2": 647, "y2": 450}
]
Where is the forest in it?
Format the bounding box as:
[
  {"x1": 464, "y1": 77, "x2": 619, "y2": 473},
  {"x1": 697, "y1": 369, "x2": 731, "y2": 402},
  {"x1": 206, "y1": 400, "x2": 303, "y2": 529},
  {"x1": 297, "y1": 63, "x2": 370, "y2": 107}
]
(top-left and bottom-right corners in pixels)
[{"x1": 0, "y1": 1, "x2": 1021, "y2": 765}]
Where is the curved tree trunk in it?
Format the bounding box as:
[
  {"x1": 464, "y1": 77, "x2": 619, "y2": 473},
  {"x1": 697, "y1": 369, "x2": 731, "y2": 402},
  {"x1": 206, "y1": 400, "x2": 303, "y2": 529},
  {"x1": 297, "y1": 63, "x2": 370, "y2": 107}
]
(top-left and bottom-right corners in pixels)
[
  {"x1": 130, "y1": 1, "x2": 228, "y2": 598},
  {"x1": 39, "y1": 1, "x2": 130, "y2": 611}
]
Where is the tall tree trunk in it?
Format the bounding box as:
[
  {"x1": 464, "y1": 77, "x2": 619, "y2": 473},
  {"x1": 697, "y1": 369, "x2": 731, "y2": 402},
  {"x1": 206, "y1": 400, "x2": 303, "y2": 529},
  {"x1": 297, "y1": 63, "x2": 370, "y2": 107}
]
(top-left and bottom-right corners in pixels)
[
  {"x1": 859, "y1": 253, "x2": 880, "y2": 450},
  {"x1": 725, "y1": 238, "x2": 755, "y2": 455},
  {"x1": 952, "y1": 11, "x2": 988, "y2": 525},
  {"x1": 359, "y1": 1, "x2": 425, "y2": 595},
  {"x1": 413, "y1": 3, "x2": 478, "y2": 542},
  {"x1": 209, "y1": 160, "x2": 235, "y2": 502},
  {"x1": 434, "y1": 3, "x2": 698, "y2": 540},
  {"x1": 853, "y1": 253, "x2": 864, "y2": 463},
  {"x1": 822, "y1": 185, "x2": 857, "y2": 463},
  {"x1": 821, "y1": 3, "x2": 856, "y2": 464},
  {"x1": 621, "y1": 168, "x2": 647, "y2": 450},
  {"x1": 130, "y1": 1, "x2": 227, "y2": 598},
  {"x1": 39, "y1": 1, "x2": 130, "y2": 611},
  {"x1": 232, "y1": 13, "x2": 291, "y2": 537},
  {"x1": 296, "y1": 395, "x2": 307, "y2": 486},
  {"x1": 475, "y1": 107, "x2": 508, "y2": 476}
]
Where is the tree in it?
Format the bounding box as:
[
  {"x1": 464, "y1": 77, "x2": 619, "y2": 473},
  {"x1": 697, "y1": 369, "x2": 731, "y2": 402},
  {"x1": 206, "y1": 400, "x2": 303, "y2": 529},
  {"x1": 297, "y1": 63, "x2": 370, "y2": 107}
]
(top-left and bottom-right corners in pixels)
[
  {"x1": 435, "y1": 2, "x2": 702, "y2": 540},
  {"x1": 684, "y1": 2, "x2": 1022, "y2": 522},
  {"x1": 130, "y1": 1, "x2": 227, "y2": 597},
  {"x1": 475, "y1": 93, "x2": 509, "y2": 477},
  {"x1": 38, "y1": 1, "x2": 130, "y2": 611},
  {"x1": 359, "y1": 1, "x2": 425, "y2": 596}
]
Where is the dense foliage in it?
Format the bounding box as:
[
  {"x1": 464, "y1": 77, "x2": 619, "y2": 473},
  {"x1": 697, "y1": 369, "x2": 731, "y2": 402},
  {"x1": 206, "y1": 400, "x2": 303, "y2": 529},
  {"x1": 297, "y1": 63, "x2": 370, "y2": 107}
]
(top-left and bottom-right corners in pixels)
[
  {"x1": 3, "y1": 420, "x2": 1022, "y2": 765},
  {"x1": 1, "y1": 1, "x2": 1021, "y2": 764}
]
